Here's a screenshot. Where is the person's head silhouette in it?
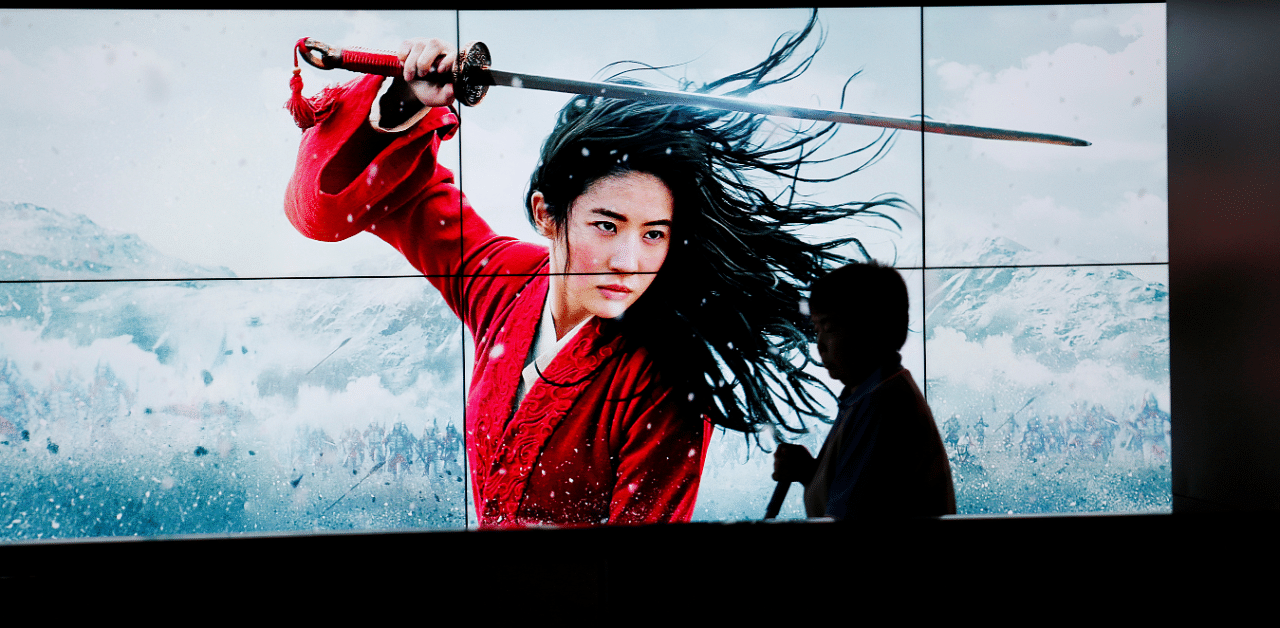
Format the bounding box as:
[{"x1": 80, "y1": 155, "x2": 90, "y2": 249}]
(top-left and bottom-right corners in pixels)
[{"x1": 808, "y1": 261, "x2": 909, "y2": 387}]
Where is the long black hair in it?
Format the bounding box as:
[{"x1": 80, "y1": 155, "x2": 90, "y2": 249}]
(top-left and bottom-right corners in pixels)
[{"x1": 525, "y1": 11, "x2": 911, "y2": 436}]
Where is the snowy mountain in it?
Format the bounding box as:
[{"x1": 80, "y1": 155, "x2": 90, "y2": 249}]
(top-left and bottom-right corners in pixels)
[
  {"x1": 927, "y1": 237, "x2": 1169, "y2": 380},
  {"x1": 923, "y1": 237, "x2": 1170, "y2": 514},
  {"x1": 0, "y1": 201, "x2": 236, "y2": 281}
]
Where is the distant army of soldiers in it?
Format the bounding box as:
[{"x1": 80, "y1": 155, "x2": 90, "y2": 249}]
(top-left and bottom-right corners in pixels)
[
  {"x1": 941, "y1": 394, "x2": 1171, "y2": 466},
  {"x1": 293, "y1": 419, "x2": 463, "y2": 479}
]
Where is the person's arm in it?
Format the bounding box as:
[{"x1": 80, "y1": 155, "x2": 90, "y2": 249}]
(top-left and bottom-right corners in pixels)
[
  {"x1": 367, "y1": 37, "x2": 456, "y2": 131},
  {"x1": 282, "y1": 71, "x2": 465, "y2": 270},
  {"x1": 283, "y1": 35, "x2": 458, "y2": 246},
  {"x1": 772, "y1": 443, "x2": 818, "y2": 485},
  {"x1": 283, "y1": 39, "x2": 544, "y2": 327}
]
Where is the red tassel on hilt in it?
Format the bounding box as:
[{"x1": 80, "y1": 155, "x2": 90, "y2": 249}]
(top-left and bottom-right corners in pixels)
[{"x1": 286, "y1": 37, "x2": 340, "y2": 130}]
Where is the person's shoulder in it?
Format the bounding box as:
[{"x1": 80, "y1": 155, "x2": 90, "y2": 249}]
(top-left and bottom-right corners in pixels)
[
  {"x1": 603, "y1": 332, "x2": 655, "y2": 372},
  {"x1": 871, "y1": 368, "x2": 925, "y2": 403},
  {"x1": 594, "y1": 333, "x2": 678, "y2": 395},
  {"x1": 868, "y1": 369, "x2": 935, "y2": 424}
]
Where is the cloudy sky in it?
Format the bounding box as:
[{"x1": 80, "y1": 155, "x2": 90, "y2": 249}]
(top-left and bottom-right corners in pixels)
[
  {"x1": 0, "y1": 7, "x2": 1164, "y2": 279},
  {"x1": 923, "y1": 4, "x2": 1166, "y2": 271}
]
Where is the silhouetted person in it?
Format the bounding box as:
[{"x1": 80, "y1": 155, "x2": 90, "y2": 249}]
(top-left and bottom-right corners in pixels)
[{"x1": 773, "y1": 262, "x2": 955, "y2": 518}]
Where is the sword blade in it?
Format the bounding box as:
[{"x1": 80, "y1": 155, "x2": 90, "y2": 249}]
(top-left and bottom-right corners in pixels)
[
  {"x1": 485, "y1": 69, "x2": 1090, "y2": 147},
  {"x1": 297, "y1": 39, "x2": 1089, "y2": 147}
]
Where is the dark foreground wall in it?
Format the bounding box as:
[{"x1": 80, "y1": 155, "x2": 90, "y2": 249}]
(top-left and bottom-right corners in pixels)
[
  {"x1": 1, "y1": 514, "x2": 1264, "y2": 600},
  {"x1": 1170, "y1": 1, "x2": 1280, "y2": 511}
]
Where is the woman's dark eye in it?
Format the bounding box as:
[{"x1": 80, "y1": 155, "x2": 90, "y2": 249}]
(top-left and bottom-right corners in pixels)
[
  {"x1": 593, "y1": 222, "x2": 617, "y2": 233},
  {"x1": 645, "y1": 230, "x2": 667, "y2": 241}
]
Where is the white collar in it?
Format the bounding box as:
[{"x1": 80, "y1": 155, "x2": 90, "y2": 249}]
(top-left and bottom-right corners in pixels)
[{"x1": 515, "y1": 293, "x2": 590, "y2": 407}]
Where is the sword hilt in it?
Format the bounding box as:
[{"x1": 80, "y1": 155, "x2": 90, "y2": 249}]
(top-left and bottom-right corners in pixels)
[{"x1": 297, "y1": 38, "x2": 492, "y2": 107}]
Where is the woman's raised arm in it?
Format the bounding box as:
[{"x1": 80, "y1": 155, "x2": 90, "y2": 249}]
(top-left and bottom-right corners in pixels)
[
  {"x1": 283, "y1": 66, "x2": 546, "y2": 328},
  {"x1": 283, "y1": 74, "x2": 458, "y2": 249}
]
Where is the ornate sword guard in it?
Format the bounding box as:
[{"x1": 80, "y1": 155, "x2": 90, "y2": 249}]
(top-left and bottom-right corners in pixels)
[
  {"x1": 296, "y1": 38, "x2": 492, "y2": 107},
  {"x1": 454, "y1": 41, "x2": 491, "y2": 107}
]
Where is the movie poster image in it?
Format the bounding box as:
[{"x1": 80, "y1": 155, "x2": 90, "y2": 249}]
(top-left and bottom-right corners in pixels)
[
  {"x1": 454, "y1": 8, "x2": 923, "y2": 521},
  {"x1": 0, "y1": 6, "x2": 1167, "y2": 540},
  {"x1": 921, "y1": 4, "x2": 1169, "y2": 513}
]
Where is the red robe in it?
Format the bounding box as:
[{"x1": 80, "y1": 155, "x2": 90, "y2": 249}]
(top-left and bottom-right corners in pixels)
[{"x1": 285, "y1": 76, "x2": 709, "y2": 527}]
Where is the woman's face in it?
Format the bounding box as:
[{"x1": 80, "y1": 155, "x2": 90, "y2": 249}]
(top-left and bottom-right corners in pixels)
[{"x1": 534, "y1": 171, "x2": 674, "y2": 330}]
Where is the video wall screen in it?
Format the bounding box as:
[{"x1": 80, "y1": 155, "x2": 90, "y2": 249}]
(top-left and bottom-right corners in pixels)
[{"x1": 0, "y1": 6, "x2": 1167, "y2": 539}]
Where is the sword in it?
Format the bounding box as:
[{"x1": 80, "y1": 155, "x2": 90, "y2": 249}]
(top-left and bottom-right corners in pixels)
[{"x1": 295, "y1": 38, "x2": 1090, "y2": 147}]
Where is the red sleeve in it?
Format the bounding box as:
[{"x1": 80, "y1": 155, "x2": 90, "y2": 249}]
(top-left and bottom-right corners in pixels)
[
  {"x1": 283, "y1": 75, "x2": 547, "y2": 329},
  {"x1": 607, "y1": 366, "x2": 712, "y2": 525}
]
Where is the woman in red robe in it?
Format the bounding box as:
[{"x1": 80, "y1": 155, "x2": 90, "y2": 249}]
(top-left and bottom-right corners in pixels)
[{"x1": 284, "y1": 14, "x2": 907, "y2": 527}]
